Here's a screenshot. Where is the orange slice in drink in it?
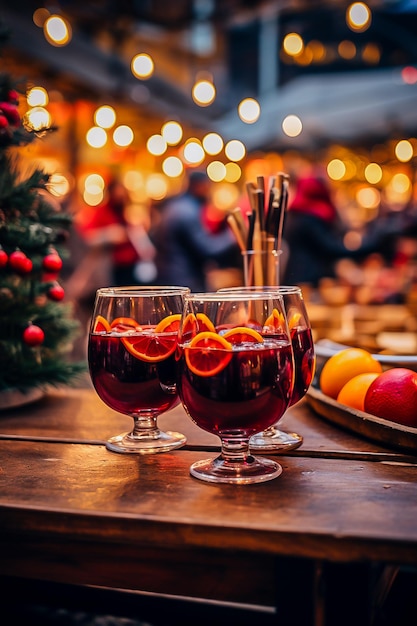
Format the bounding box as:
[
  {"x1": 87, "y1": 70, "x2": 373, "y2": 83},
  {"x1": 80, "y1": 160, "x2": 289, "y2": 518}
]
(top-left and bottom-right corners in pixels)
[
  {"x1": 222, "y1": 326, "x2": 264, "y2": 344},
  {"x1": 154, "y1": 313, "x2": 182, "y2": 333},
  {"x1": 185, "y1": 331, "x2": 232, "y2": 377},
  {"x1": 195, "y1": 313, "x2": 215, "y2": 332},
  {"x1": 263, "y1": 308, "x2": 286, "y2": 332},
  {"x1": 288, "y1": 312, "x2": 302, "y2": 329},
  {"x1": 93, "y1": 315, "x2": 111, "y2": 333},
  {"x1": 122, "y1": 329, "x2": 176, "y2": 362},
  {"x1": 110, "y1": 317, "x2": 141, "y2": 332}
]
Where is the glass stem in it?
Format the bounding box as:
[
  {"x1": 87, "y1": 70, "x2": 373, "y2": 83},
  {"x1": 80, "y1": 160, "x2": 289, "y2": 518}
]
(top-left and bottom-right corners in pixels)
[
  {"x1": 221, "y1": 437, "x2": 252, "y2": 463},
  {"x1": 130, "y1": 411, "x2": 160, "y2": 440}
]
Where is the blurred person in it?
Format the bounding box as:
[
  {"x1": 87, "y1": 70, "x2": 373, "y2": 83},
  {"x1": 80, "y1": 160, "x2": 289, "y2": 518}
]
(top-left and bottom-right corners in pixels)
[
  {"x1": 282, "y1": 175, "x2": 380, "y2": 289},
  {"x1": 151, "y1": 171, "x2": 239, "y2": 292}
]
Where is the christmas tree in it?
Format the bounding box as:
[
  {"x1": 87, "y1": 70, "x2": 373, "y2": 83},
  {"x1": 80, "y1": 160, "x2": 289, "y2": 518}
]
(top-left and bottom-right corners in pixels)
[{"x1": 0, "y1": 27, "x2": 85, "y2": 396}]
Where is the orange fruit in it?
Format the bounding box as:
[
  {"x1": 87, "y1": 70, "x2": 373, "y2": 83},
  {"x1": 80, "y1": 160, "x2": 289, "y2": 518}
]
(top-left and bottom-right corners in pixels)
[
  {"x1": 222, "y1": 326, "x2": 264, "y2": 344},
  {"x1": 320, "y1": 347, "x2": 382, "y2": 399},
  {"x1": 93, "y1": 315, "x2": 111, "y2": 333},
  {"x1": 336, "y1": 372, "x2": 380, "y2": 412},
  {"x1": 185, "y1": 331, "x2": 232, "y2": 377},
  {"x1": 121, "y1": 328, "x2": 176, "y2": 362},
  {"x1": 110, "y1": 317, "x2": 141, "y2": 332},
  {"x1": 364, "y1": 368, "x2": 417, "y2": 427},
  {"x1": 182, "y1": 312, "x2": 215, "y2": 338},
  {"x1": 154, "y1": 313, "x2": 181, "y2": 333}
]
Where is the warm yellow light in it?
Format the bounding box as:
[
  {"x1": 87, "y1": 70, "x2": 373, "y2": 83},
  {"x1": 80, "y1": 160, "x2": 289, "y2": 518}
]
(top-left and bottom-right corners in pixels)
[
  {"x1": 202, "y1": 132, "x2": 223, "y2": 155},
  {"x1": 192, "y1": 80, "x2": 216, "y2": 106},
  {"x1": 25, "y1": 107, "x2": 51, "y2": 131},
  {"x1": 282, "y1": 114, "x2": 302, "y2": 137},
  {"x1": 391, "y1": 173, "x2": 411, "y2": 194},
  {"x1": 183, "y1": 140, "x2": 205, "y2": 165},
  {"x1": 27, "y1": 87, "x2": 48, "y2": 107},
  {"x1": 161, "y1": 121, "x2": 183, "y2": 145},
  {"x1": 44, "y1": 15, "x2": 71, "y2": 46},
  {"x1": 94, "y1": 105, "x2": 116, "y2": 129},
  {"x1": 33, "y1": 8, "x2": 50, "y2": 27},
  {"x1": 283, "y1": 33, "x2": 304, "y2": 56},
  {"x1": 395, "y1": 140, "x2": 413, "y2": 162},
  {"x1": 346, "y1": 3, "x2": 371, "y2": 32},
  {"x1": 131, "y1": 53, "x2": 154, "y2": 79},
  {"x1": 123, "y1": 170, "x2": 144, "y2": 192},
  {"x1": 146, "y1": 174, "x2": 168, "y2": 200},
  {"x1": 238, "y1": 98, "x2": 261, "y2": 124},
  {"x1": 147, "y1": 134, "x2": 167, "y2": 156},
  {"x1": 48, "y1": 173, "x2": 70, "y2": 197},
  {"x1": 356, "y1": 186, "x2": 380, "y2": 209},
  {"x1": 338, "y1": 40, "x2": 356, "y2": 60},
  {"x1": 224, "y1": 139, "x2": 245, "y2": 162},
  {"x1": 327, "y1": 159, "x2": 346, "y2": 180},
  {"x1": 162, "y1": 156, "x2": 184, "y2": 177},
  {"x1": 207, "y1": 161, "x2": 226, "y2": 182},
  {"x1": 83, "y1": 188, "x2": 104, "y2": 206},
  {"x1": 213, "y1": 183, "x2": 240, "y2": 211},
  {"x1": 364, "y1": 163, "x2": 382, "y2": 184},
  {"x1": 113, "y1": 125, "x2": 134, "y2": 147},
  {"x1": 86, "y1": 126, "x2": 107, "y2": 148},
  {"x1": 84, "y1": 174, "x2": 105, "y2": 192},
  {"x1": 224, "y1": 162, "x2": 241, "y2": 183}
]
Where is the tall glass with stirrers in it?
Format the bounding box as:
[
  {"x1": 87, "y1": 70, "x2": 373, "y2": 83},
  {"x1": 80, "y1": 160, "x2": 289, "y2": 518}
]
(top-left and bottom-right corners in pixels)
[
  {"x1": 88, "y1": 286, "x2": 189, "y2": 454},
  {"x1": 219, "y1": 285, "x2": 316, "y2": 452},
  {"x1": 176, "y1": 291, "x2": 294, "y2": 483}
]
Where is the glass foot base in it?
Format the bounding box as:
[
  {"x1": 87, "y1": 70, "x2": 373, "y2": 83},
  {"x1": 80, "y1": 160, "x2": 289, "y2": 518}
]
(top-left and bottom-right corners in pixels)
[
  {"x1": 190, "y1": 454, "x2": 282, "y2": 484},
  {"x1": 106, "y1": 430, "x2": 187, "y2": 454},
  {"x1": 250, "y1": 428, "x2": 303, "y2": 453}
]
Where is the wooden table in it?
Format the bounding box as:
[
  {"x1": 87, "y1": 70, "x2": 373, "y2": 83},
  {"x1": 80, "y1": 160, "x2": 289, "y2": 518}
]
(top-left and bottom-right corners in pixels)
[{"x1": 0, "y1": 386, "x2": 416, "y2": 626}]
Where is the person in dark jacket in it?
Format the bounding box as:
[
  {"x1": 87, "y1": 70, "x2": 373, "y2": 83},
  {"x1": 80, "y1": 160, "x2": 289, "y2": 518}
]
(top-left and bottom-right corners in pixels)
[
  {"x1": 152, "y1": 171, "x2": 238, "y2": 292},
  {"x1": 283, "y1": 175, "x2": 378, "y2": 287}
]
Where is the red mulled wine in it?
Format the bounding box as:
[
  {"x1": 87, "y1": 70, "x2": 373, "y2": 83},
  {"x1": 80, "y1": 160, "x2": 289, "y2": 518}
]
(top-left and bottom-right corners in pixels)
[
  {"x1": 177, "y1": 339, "x2": 293, "y2": 437},
  {"x1": 290, "y1": 326, "x2": 316, "y2": 406},
  {"x1": 88, "y1": 331, "x2": 179, "y2": 415}
]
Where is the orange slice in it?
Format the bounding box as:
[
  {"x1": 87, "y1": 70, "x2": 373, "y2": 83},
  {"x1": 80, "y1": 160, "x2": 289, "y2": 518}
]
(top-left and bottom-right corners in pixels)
[
  {"x1": 154, "y1": 313, "x2": 182, "y2": 333},
  {"x1": 288, "y1": 312, "x2": 302, "y2": 329},
  {"x1": 263, "y1": 308, "x2": 285, "y2": 332},
  {"x1": 185, "y1": 331, "x2": 232, "y2": 377},
  {"x1": 222, "y1": 326, "x2": 264, "y2": 344},
  {"x1": 122, "y1": 329, "x2": 176, "y2": 362},
  {"x1": 93, "y1": 315, "x2": 111, "y2": 333},
  {"x1": 110, "y1": 317, "x2": 141, "y2": 332},
  {"x1": 195, "y1": 313, "x2": 215, "y2": 332}
]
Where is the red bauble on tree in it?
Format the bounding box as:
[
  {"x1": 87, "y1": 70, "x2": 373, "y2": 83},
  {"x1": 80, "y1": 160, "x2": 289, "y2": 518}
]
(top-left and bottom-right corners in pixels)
[
  {"x1": 9, "y1": 250, "x2": 33, "y2": 274},
  {"x1": 48, "y1": 283, "x2": 65, "y2": 301},
  {"x1": 0, "y1": 247, "x2": 8, "y2": 267},
  {"x1": 42, "y1": 252, "x2": 63, "y2": 272},
  {"x1": 23, "y1": 324, "x2": 45, "y2": 346}
]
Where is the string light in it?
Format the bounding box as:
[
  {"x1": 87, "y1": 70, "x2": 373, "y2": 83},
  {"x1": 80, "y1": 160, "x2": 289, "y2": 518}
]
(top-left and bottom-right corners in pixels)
[
  {"x1": 238, "y1": 98, "x2": 261, "y2": 124},
  {"x1": 131, "y1": 53, "x2": 154, "y2": 79},
  {"x1": 192, "y1": 80, "x2": 216, "y2": 106},
  {"x1": 43, "y1": 15, "x2": 71, "y2": 46},
  {"x1": 94, "y1": 106, "x2": 116, "y2": 129}
]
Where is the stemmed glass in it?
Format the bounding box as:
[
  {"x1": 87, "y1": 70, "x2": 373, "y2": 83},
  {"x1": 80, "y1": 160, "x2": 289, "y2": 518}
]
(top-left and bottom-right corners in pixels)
[
  {"x1": 219, "y1": 286, "x2": 316, "y2": 453},
  {"x1": 88, "y1": 286, "x2": 189, "y2": 454},
  {"x1": 176, "y1": 291, "x2": 294, "y2": 484}
]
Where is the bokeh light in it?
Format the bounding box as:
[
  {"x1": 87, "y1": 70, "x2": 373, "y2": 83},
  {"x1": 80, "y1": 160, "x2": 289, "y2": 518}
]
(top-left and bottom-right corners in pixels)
[
  {"x1": 94, "y1": 105, "x2": 116, "y2": 129},
  {"x1": 282, "y1": 114, "x2": 302, "y2": 137},
  {"x1": 131, "y1": 53, "x2": 154, "y2": 79},
  {"x1": 113, "y1": 125, "x2": 134, "y2": 147},
  {"x1": 238, "y1": 98, "x2": 261, "y2": 123}
]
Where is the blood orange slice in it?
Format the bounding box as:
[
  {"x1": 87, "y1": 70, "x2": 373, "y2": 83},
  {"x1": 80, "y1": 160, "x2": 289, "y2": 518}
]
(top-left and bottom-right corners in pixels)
[
  {"x1": 154, "y1": 313, "x2": 182, "y2": 333},
  {"x1": 122, "y1": 329, "x2": 176, "y2": 362},
  {"x1": 222, "y1": 326, "x2": 264, "y2": 344},
  {"x1": 185, "y1": 331, "x2": 232, "y2": 377},
  {"x1": 93, "y1": 315, "x2": 111, "y2": 333},
  {"x1": 110, "y1": 317, "x2": 141, "y2": 332},
  {"x1": 288, "y1": 312, "x2": 302, "y2": 329}
]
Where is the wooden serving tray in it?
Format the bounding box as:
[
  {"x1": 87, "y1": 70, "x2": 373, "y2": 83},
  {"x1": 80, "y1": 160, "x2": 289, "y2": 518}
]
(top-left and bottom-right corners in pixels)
[{"x1": 306, "y1": 386, "x2": 417, "y2": 454}]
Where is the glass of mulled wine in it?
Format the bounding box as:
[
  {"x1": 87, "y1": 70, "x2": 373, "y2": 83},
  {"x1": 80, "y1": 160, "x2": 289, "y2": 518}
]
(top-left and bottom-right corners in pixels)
[
  {"x1": 176, "y1": 291, "x2": 294, "y2": 484},
  {"x1": 219, "y1": 286, "x2": 315, "y2": 453},
  {"x1": 88, "y1": 286, "x2": 189, "y2": 454}
]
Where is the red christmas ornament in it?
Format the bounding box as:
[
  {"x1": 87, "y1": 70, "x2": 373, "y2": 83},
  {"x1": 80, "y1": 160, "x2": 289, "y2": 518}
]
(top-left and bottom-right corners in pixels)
[
  {"x1": 42, "y1": 253, "x2": 63, "y2": 272},
  {"x1": 0, "y1": 248, "x2": 8, "y2": 267},
  {"x1": 9, "y1": 250, "x2": 32, "y2": 273},
  {"x1": 0, "y1": 115, "x2": 8, "y2": 128},
  {"x1": 23, "y1": 324, "x2": 45, "y2": 346},
  {"x1": 48, "y1": 283, "x2": 65, "y2": 301}
]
